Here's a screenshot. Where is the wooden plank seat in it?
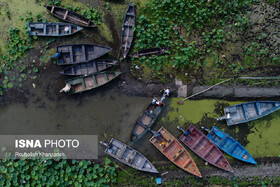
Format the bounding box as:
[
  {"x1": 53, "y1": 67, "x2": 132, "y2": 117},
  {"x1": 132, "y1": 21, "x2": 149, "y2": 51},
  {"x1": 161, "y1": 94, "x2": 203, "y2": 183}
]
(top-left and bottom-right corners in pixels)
[{"x1": 172, "y1": 149, "x2": 183, "y2": 161}]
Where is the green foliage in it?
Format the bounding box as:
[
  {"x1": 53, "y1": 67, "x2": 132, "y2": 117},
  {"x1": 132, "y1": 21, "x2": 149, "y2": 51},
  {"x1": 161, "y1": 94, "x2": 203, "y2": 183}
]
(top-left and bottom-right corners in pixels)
[
  {"x1": 133, "y1": 0, "x2": 255, "y2": 82},
  {"x1": 81, "y1": 6, "x2": 102, "y2": 25},
  {"x1": 0, "y1": 152, "x2": 118, "y2": 186},
  {"x1": 47, "y1": 0, "x2": 62, "y2": 6},
  {"x1": 4, "y1": 9, "x2": 11, "y2": 19}
]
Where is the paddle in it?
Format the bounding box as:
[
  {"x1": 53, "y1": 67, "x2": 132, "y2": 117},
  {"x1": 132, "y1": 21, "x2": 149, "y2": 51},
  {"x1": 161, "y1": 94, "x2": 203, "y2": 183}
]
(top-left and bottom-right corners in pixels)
[
  {"x1": 147, "y1": 128, "x2": 161, "y2": 138},
  {"x1": 177, "y1": 126, "x2": 190, "y2": 136},
  {"x1": 201, "y1": 126, "x2": 211, "y2": 134},
  {"x1": 100, "y1": 141, "x2": 110, "y2": 148},
  {"x1": 177, "y1": 79, "x2": 231, "y2": 105}
]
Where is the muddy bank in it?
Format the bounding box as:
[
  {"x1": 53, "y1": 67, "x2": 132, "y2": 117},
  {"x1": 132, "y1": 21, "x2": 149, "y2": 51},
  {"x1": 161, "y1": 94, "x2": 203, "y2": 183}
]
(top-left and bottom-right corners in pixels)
[
  {"x1": 117, "y1": 58, "x2": 178, "y2": 97},
  {"x1": 162, "y1": 158, "x2": 280, "y2": 180}
]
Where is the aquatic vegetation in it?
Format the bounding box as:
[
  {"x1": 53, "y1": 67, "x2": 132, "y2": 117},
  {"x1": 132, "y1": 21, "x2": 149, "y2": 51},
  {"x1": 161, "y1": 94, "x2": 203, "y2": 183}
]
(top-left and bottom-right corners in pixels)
[
  {"x1": 0, "y1": 152, "x2": 118, "y2": 186},
  {"x1": 132, "y1": 0, "x2": 278, "y2": 83}
]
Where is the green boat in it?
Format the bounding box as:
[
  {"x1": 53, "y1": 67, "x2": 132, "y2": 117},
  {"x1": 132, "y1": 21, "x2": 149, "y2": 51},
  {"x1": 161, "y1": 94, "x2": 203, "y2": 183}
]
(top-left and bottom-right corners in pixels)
[{"x1": 61, "y1": 71, "x2": 121, "y2": 94}]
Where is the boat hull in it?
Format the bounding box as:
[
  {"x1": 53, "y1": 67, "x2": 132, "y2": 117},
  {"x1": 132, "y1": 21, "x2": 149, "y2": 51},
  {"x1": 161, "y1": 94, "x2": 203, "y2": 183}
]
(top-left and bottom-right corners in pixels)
[
  {"x1": 150, "y1": 127, "x2": 202, "y2": 177},
  {"x1": 44, "y1": 5, "x2": 96, "y2": 28},
  {"x1": 65, "y1": 71, "x2": 121, "y2": 94},
  {"x1": 178, "y1": 125, "x2": 233, "y2": 172},
  {"x1": 121, "y1": 2, "x2": 135, "y2": 58},
  {"x1": 56, "y1": 44, "x2": 112, "y2": 65},
  {"x1": 206, "y1": 126, "x2": 257, "y2": 164},
  {"x1": 103, "y1": 138, "x2": 158, "y2": 173},
  {"x1": 60, "y1": 59, "x2": 117, "y2": 76},
  {"x1": 130, "y1": 98, "x2": 164, "y2": 145},
  {"x1": 219, "y1": 101, "x2": 280, "y2": 126},
  {"x1": 28, "y1": 22, "x2": 83, "y2": 36}
]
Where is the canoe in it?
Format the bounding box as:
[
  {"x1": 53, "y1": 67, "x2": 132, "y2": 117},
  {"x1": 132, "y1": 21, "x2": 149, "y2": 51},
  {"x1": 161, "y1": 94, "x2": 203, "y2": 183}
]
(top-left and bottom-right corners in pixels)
[
  {"x1": 60, "y1": 59, "x2": 118, "y2": 76},
  {"x1": 56, "y1": 44, "x2": 112, "y2": 65},
  {"x1": 129, "y1": 48, "x2": 169, "y2": 58},
  {"x1": 28, "y1": 22, "x2": 83, "y2": 36},
  {"x1": 177, "y1": 125, "x2": 233, "y2": 173},
  {"x1": 64, "y1": 71, "x2": 121, "y2": 94},
  {"x1": 121, "y1": 2, "x2": 135, "y2": 58},
  {"x1": 44, "y1": 5, "x2": 96, "y2": 28},
  {"x1": 150, "y1": 127, "x2": 202, "y2": 177},
  {"x1": 202, "y1": 126, "x2": 257, "y2": 164},
  {"x1": 217, "y1": 101, "x2": 280, "y2": 126},
  {"x1": 100, "y1": 138, "x2": 158, "y2": 173},
  {"x1": 130, "y1": 98, "x2": 164, "y2": 145}
]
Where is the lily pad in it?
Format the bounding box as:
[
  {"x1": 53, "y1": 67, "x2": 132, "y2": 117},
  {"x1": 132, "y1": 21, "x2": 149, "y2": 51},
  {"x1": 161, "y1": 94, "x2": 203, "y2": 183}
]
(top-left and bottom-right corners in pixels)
[{"x1": 7, "y1": 83, "x2": 14, "y2": 88}]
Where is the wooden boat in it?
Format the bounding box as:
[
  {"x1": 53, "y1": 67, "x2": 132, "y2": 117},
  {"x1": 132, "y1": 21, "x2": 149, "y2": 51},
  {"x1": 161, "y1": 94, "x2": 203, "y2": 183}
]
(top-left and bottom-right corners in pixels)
[
  {"x1": 44, "y1": 5, "x2": 96, "y2": 28},
  {"x1": 56, "y1": 44, "x2": 112, "y2": 65},
  {"x1": 121, "y1": 2, "x2": 135, "y2": 58},
  {"x1": 130, "y1": 98, "x2": 164, "y2": 145},
  {"x1": 202, "y1": 126, "x2": 257, "y2": 164},
  {"x1": 100, "y1": 138, "x2": 158, "y2": 173},
  {"x1": 129, "y1": 48, "x2": 169, "y2": 58},
  {"x1": 150, "y1": 127, "x2": 202, "y2": 177},
  {"x1": 64, "y1": 71, "x2": 121, "y2": 94},
  {"x1": 217, "y1": 101, "x2": 280, "y2": 126},
  {"x1": 60, "y1": 59, "x2": 118, "y2": 76},
  {"x1": 177, "y1": 125, "x2": 233, "y2": 173},
  {"x1": 28, "y1": 22, "x2": 83, "y2": 36}
]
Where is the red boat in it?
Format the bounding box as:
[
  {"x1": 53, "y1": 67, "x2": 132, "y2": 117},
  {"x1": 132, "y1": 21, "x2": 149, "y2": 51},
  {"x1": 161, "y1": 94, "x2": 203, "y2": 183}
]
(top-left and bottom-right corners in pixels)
[
  {"x1": 177, "y1": 125, "x2": 234, "y2": 173},
  {"x1": 150, "y1": 127, "x2": 202, "y2": 177}
]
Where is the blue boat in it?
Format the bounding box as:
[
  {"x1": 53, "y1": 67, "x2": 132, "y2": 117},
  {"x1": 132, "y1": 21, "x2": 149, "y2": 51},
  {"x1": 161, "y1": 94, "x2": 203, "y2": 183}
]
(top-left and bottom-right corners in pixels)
[
  {"x1": 217, "y1": 101, "x2": 280, "y2": 126},
  {"x1": 202, "y1": 126, "x2": 257, "y2": 164}
]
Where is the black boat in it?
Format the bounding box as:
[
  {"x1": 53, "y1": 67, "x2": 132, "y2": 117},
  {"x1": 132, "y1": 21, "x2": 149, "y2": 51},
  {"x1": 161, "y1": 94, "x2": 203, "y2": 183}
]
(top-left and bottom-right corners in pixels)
[
  {"x1": 60, "y1": 59, "x2": 118, "y2": 76},
  {"x1": 121, "y1": 2, "x2": 135, "y2": 58},
  {"x1": 55, "y1": 44, "x2": 112, "y2": 65}
]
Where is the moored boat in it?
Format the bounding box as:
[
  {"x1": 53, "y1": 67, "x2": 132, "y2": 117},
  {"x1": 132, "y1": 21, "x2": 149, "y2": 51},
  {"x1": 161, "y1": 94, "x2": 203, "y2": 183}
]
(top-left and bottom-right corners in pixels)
[
  {"x1": 61, "y1": 71, "x2": 121, "y2": 94},
  {"x1": 129, "y1": 48, "x2": 169, "y2": 58},
  {"x1": 130, "y1": 98, "x2": 164, "y2": 145},
  {"x1": 100, "y1": 138, "x2": 158, "y2": 173},
  {"x1": 217, "y1": 101, "x2": 280, "y2": 126},
  {"x1": 60, "y1": 59, "x2": 118, "y2": 76},
  {"x1": 44, "y1": 5, "x2": 97, "y2": 28},
  {"x1": 149, "y1": 127, "x2": 202, "y2": 177},
  {"x1": 202, "y1": 126, "x2": 257, "y2": 164},
  {"x1": 121, "y1": 2, "x2": 135, "y2": 58},
  {"x1": 28, "y1": 22, "x2": 83, "y2": 36},
  {"x1": 55, "y1": 44, "x2": 112, "y2": 65},
  {"x1": 177, "y1": 125, "x2": 233, "y2": 173}
]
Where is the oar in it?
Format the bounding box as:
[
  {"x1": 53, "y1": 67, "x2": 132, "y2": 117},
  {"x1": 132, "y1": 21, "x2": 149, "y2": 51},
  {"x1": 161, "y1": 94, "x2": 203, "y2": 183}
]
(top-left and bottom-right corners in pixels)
[
  {"x1": 201, "y1": 126, "x2": 211, "y2": 134},
  {"x1": 147, "y1": 128, "x2": 161, "y2": 138},
  {"x1": 100, "y1": 141, "x2": 110, "y2": 148},
  {"x1": 177, "y1": 126, "x2": 190, "y2": 136},
  {"x1": 177, "y1": 79, "x2": 232, "y2": 105}
]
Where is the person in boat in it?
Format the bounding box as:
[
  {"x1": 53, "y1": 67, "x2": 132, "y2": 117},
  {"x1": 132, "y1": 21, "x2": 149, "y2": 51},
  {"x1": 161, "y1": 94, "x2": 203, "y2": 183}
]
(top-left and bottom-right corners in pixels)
[
  {"x1": 60, "y1": 84, "x2": 71, "y2": 93},
  {"x1": 152, "y1": 98, "x2": 162, "y2": 106}
]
